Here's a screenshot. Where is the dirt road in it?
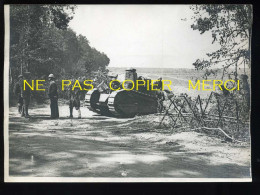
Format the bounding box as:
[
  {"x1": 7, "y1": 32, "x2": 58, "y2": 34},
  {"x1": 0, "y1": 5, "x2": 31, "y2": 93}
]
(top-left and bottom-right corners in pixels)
[{"x1": 8, "y1": 102, "x2": 251, "y2": 178}]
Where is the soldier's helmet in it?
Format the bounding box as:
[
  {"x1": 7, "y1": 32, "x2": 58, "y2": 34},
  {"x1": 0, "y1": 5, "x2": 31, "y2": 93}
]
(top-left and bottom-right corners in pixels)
[{"x1": 48, "y1": 74, "x2": 55, "y2": 78}]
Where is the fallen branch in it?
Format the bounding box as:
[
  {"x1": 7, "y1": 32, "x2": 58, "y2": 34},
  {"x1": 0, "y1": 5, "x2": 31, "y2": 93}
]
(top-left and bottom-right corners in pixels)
[{"x1": 191, "y1": 126, "x2": 243, "y2": 143}]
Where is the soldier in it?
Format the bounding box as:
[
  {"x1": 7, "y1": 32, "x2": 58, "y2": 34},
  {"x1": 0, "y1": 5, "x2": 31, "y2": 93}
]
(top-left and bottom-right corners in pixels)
[
  {"x1": 21, "y1": 72, "x2": 31, "y2": 118},
  {"x1": 96, "y1": 79, "x2": 109, "y2": 93},
  {"x1": 110, "y1": 75, "x2": 120, "y2": 91},
  {"x1": 13, "y1": 74, "x2": 23, "y2": 114},
  {"x1": 48, "y1": 74, "x2": 59, "y2": 119},
  {"x1": 156, "y1": 90, "x2": 165, "y2": 113},
  {"x1": 154, "y1": 77, "x2": 163, "y2": 90},
  {"x1": 220, "y1": 84, "x2": 230, "y2": 97},
  {"x1": 67, "y1": 78, "x2": 81, "y2": 118},
  {"x1": 68, "y1": 84, "x2": 81, "y2": 119},
  {"x1": 240, "y1": 74, "x2": 250, "y2": 110},
  {"x1": 157, "y1": 77, "x2": 163, "y2": 90}
]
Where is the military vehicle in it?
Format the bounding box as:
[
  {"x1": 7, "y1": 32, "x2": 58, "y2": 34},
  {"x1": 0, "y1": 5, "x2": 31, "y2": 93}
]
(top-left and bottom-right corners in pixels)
[{"x1": 85, "y1": 68, "x2": 162, "y2": 117}]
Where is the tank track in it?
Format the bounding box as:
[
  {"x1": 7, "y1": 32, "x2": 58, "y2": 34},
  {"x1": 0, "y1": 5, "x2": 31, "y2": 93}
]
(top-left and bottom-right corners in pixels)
[
  {"x1": 84, "y1": 89, "x2": 101, "y2": 114},
  {"x1": 86, "y1": 89, "x2": 159, "y2": 117},
  {"x1": 107, "y1": 89, "x2": 158, "y2": 117}
]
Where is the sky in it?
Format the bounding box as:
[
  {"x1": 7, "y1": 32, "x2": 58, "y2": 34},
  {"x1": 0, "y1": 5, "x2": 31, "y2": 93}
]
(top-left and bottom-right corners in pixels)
[{"x1": 69, "y1": 5, "x2": 220, "y2": 68}]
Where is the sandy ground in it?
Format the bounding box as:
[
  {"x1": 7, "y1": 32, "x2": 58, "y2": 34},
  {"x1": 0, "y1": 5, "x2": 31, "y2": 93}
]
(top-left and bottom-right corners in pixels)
[{"x1": 8, "y1": 101, "x2": 251, "y2": 178}]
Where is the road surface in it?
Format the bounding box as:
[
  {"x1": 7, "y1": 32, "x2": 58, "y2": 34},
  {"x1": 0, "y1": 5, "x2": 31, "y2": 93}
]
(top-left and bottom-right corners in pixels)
[{"x1": 8, "y1": 102, "x2": 251, "y2": 178}]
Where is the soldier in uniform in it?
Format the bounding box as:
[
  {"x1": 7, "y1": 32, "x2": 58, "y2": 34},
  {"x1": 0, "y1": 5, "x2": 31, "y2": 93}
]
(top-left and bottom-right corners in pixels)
[
  {"x1": 240, "y1": 74, "x2": 250, "y2": 110},
  {"x1": 239, "y1": 74, "x2": 250, "y2": 111},
  {"x1": 13, "y1": 74, "x2": 23, "y2": 114},
  {"x1": 21, "y1": 72, "x2": 31, "y2": 118},
  {"x1": 157, "y1": 77, "x2": 163, "y2": 90},
  {"x1": 48, "y1": 74, "x2": 59, "y2": 119},
  {"x1": 220, "y1": 84, "x2": 230, "y2": 97},
  {"x1": 154, "y1": 77, "x2": 163, "y2": 90},
  {"x1": 68, "y1": 83, "x2": 81, "y2": 119},
  {"x1": 156, "y1": 90, "x2": 165, "y2": 113}
]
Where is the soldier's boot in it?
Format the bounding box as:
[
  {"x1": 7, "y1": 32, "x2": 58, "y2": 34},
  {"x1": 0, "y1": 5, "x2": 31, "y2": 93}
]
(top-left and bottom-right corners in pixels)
[
  {"x1": 25, "y1": 106, "x2": 30, "y2": 118},
  {"x1": 21, "y1": 106, "x2": 25, "y2": 117},
  {"x1": 69, "y1": 107, "x2": 73, "y2": 118},
  {"x1": 18, "y1": 104, "x2": 22, "y2": 114},
  {"x1": 78, "y1": 109, "x2": 81, "y2": 119}
]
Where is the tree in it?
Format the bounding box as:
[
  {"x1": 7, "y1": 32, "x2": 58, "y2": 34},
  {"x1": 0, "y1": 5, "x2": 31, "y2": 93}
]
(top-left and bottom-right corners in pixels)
[
  {"x1": 9, "y1": 4, "x2": 111, "y2": 103},
  {"x1": 10, "y1": 5, "x2": 76, "y2": 80},
  {"x1": 190, "y1": 5, "x2": 252, "y2": 80}
]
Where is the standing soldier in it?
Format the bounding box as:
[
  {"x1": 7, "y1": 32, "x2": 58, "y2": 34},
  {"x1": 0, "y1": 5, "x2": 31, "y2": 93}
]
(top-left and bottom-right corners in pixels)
[
  {"x1": 13, "y1": 74, "x2": 23, "y2": 114},
  {"x1": 240, "y1": 74, "x2": 250, "y2": 111},
  {"x1": 21, "y1": 72, "x2": 31, "y2": 118},
  {"x1": 68, "y1": 84, "x2": 81, "y2": 119},
  {"x1": 154, "y1": 77, "x2": 163, "y2": 90},
  {"x1": 157, "y1": 77, "x2": 163, "y2": 90},
  {"x1": 156, "y1": 90, "x2": 165, "y2": 113},
  {"x1": 48, "y1": 74, "x2": 59, "y2": 119}
]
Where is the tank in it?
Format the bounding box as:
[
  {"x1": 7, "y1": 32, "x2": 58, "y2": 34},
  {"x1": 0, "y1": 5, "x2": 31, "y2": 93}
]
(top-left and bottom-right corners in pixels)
[{"x1": 85, "y1": 68, "x2": 160, "y2": 117}]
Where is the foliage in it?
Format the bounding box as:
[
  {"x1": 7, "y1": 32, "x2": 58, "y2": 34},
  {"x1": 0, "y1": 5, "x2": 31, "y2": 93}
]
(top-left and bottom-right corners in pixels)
[
  {"x1": 190, "y1": 5, "x2": 252, "y2": 80},
  {"x1": 10, "y1": 5, "x2": 110, "y2": 82},
  {"x1": 9, "y1": 5, "x2": 110, "y2": 103}
]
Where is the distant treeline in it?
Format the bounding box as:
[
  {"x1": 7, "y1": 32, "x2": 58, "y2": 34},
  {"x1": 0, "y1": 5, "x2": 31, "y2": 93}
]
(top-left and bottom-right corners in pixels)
[{"x1": 9, "y1": 5, "x2": 110, "y2": 84}]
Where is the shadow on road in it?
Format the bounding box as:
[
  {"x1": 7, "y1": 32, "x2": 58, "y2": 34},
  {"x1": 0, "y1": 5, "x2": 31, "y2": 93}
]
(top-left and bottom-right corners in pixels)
[{"x1": 8, "y1": 104, "x2": 251, "y2": 178}]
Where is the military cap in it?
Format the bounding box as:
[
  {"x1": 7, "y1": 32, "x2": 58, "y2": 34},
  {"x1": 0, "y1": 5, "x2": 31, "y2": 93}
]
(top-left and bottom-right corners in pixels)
[{"x1": 48, "y1": 74, "x2": 55, "y2": 78}]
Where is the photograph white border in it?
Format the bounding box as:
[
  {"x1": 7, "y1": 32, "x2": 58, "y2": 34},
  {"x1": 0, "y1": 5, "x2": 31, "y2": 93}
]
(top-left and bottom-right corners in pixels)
[{"x1": 4, "y1": 4, "x2": 252, "y2": 182}]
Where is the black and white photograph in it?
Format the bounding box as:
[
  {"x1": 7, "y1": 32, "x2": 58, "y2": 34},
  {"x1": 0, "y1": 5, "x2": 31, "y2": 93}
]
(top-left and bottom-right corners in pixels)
[{"x1": 4, "y1": 4, "x2": 252, "y2": 182}]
